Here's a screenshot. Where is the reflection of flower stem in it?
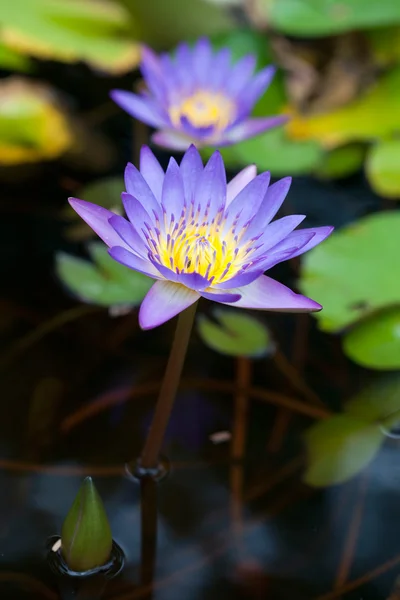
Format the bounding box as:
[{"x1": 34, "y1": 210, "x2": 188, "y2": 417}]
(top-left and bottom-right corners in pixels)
[
  {"x1": 139, "y1": 302, "x2": 198, "y2": 470},
  {"x1": 140, "y1": 477, "x2": 158, "y2": 596},
  {"x1": 273, "y1": 349, "x2": 323, "y2": 407},
  {"x1": 230, "y1": 357, "x2": 252, "y2": 545}
]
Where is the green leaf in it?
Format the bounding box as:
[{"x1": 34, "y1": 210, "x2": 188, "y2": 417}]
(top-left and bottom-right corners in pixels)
[
  {"x1": 304, "y1": 414, "x2": 384, "y2": 487},
  {"x1": 121, "y1": 0, "x2": 233, "y2": 49},
  {"x1": 56, "y1": 245, "x2": 153, "y2": 308},
  {"x1": 211, "y1": 28, "x2": 275, "y2": 69},
  {"x1": 197, "y1": 309, "x2": 273, "y2": 357},
  {"x1": 345, "y1": 374, "x2": 400, "y2": 422},
  {"x1": 0, "y1": 0, "x2": 140, "y2": 73},
  {"x1": 315, "y1": 144, "x2": 366, "y2": 180},
  {"x1": 287, "y1": 69, "x2": 400, "y2": 149},
  {"x1": 0, "y1": 41, "x2": 31, "y2": 71},
  {"x1": 229, "y1": 127, "x2": 324, "y2": 176},
  {"x1": 254, "y1": 0, "x2": 400, "y2": 37},
  {"x1": 299, "y1": 212, "x2": 400, "y2": 332},
  {"x1": 343, "y1": 308, "x2": 400, "y2": 370},
  {"x1": 0, "y1": 77, "x2": 73, "y2": 165},
  {"x1": 366, "y1": 139, "x2": 400, "y2": 200},
  {"x1": 61, "y1": 477, "x2": 112, "y2": 572}
]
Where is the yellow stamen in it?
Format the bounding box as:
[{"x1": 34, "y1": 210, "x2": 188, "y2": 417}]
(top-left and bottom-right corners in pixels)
[{"x1": 169, "y1": 90, "x2": 235, "y2": 131}]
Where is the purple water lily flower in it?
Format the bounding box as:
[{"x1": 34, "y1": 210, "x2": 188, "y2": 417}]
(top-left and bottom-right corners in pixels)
[
  {"x1": 69, "y1": 145, "x2": 333, "y2": 330},
  {"x1": 110, "y1": 37, "x2": 286, "y2": 150}
]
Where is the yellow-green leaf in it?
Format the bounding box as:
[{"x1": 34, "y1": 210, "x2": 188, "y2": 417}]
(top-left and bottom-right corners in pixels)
[
  {"x1": 0, "y1": 77, "x2": 73, "y2": 165},
  {"x1": 304, "y1": 414, "x2": 384, "y2": 487},
  {"x1": 366, "y1": 139, "x2": 400, "y2": 199},
  {"x1": 0, "y1": 0, "x2": 141, "y2": 74}
]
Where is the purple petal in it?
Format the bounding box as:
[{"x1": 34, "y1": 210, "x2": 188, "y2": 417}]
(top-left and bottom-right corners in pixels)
[
  {"x1": 121, "y1": 193, "x2": 153, "y2": 240},
  {"x1": 124, "y1": 162, "x2": 160, "y2": 218},
  {"x1": 194, "y1": 150, "x2": 226, "y2": 221},
  {"x1": 222, "y1": 275, "x2": 322, "y2": 312},
  {"x1": 209, "y1": 47, "x2": 231, "y2": 90},
  {"x1": 139, "y1": 280, "x2": 199, "y2": 330},
  {"x1": 224, "y1": 116, "x2": 288, "y2": 145},
  {"x1": 177, "y1": 272, "x2": 210, "y2": 291},
  {"x1": 200, "y1": 290, "x2": 242, "y2": 303},
  {"x1": 108, "y1": 215, "x2": 148, "y2": 257},
  {"x1": 226, "y1": 54, "x2": 256, "y2": 97},
  {"x1": 193, "y1": 37, "x2": 213, "y2": 86},
  {"x1": 255, "y1": 214, "x2": 306, "y2": 254},
  {"x1": 174, "y1": 42, "x2": 195, "y2": 91},
  {"x1": 109, "y1": 246, "x2": 160, "y2": 279},
  {"x1": 110, "y1": 90, "x2": 166, "y2": 128},
  {"x1": 241, "y1": 177, "x2": 292, "y2": 242},
  {"x1": 274, "y1": 226, "x2": 334, "y2": 259},
  {"x1": 213, "y1": 269, "x2": 265, "y2": 290},
  {"x1": 140, "y1": 146, "x2": 164, "y2": 202},
  {"x1": 237, "y1": 66, "x2": 276, "y2": 113},
  {"x1": 140, "y1": 46, "x2": 165, "y2": 100},
  {"x1": 179, "y1": 144, "x2": 204, "y2": 203},
  {"x1": 179, "y1": 117, "x2": 215, "y2": 141},
  {"x1": 151, "y1": 261, "x2": 180, "y2": 283},
  {"x1": 223, "y1": 171, "x2": 271, "y2": 233},
  {"x1": 68, "y1": 198, "x2": 129, "y2": 250},
  {"x1": 226, "y1": 164, "x2": 257, "y2": 207},
  {"x1": 151, "y1": 129, "x2": 192, "y2": 151},
  {"x1": 162, "y1": 157, "x2": 185, "y2": 220}
]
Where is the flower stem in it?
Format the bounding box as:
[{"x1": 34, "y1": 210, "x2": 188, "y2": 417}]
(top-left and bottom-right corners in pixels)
[{"x1": 140, "y1": 302, "x2": 198, "y2": 470}]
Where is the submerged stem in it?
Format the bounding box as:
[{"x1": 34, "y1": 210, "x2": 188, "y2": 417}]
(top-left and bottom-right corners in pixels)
[{"x1": 139, "y1": 302, "x2": 198, "y2": 470}]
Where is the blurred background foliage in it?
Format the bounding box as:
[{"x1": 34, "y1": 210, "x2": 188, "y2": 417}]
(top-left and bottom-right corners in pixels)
[{"x1": 0, "y1": 0, "x2": 399, "y2": 493}]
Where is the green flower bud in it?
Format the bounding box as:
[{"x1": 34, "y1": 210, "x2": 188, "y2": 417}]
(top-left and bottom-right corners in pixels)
[{"x1": 61, "y1": 477, "x2": 112, "y2": 572}]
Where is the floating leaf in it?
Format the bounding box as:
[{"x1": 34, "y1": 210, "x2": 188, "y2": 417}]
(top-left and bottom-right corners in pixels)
[
  {"x1": 0, "y1": 41, "x2": 31, "y2": 71},
  {"x1": 198, "y1": 309, "x2": 273, "y2": 357},
  {"x1": 366, "y1": 139, "x2": 400, "y2": 199},
  {"x1": 251, "y1": 0, "x2": 400, "y2": 37},
  {"x1": 61, "y1": 477, "x2": 112, "y2": 572},
  {"x1": 0, "y1": 0, "x2": 140, "y2": 74},
  {"x1": 0, "y1": 77, "x2": 73, "y2": 165},
  {"x1": 367, "y1": 26, "x2": 400, "y2": 66},
  {"x1": 315, "y1": 144, "x2": 366, "y2": 180},
  {"x1": 123, "y1": 0, "x2": 233, "y2": 50},
  {"x1": 345, "y1": 374, "x2": 400, "y2": 422},
  {"x1": 56, "y1": 243, "x2": 152, "y2": 308},
  {"x1": 343, "y1": 308, "x2": 400, "y2": 370},
  {"x1": 304, "y1": 414, "x2": 384, "y2": 487},
  {"x1": 287, "y1": 69, "x2": 400, "y2": 149},
  {"x1": 299, "y1": 212, "x2": 400, "y2": 332}
]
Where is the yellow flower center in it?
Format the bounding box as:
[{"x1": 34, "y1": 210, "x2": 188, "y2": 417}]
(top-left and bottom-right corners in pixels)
[
  {"x1": 148, "y1": 206, "x2": 260, "y2": 285},
  {"x1": 169, "y1": 90, "x2": 235, "y2": 131}
]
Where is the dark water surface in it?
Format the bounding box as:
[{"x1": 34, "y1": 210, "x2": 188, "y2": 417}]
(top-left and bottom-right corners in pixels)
[{"x1": 0, "y1": 62, "x2": 398, "y2": 600}]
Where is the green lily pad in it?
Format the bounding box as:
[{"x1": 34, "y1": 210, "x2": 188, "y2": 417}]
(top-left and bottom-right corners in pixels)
[
  {"x1": 0, "y1": 77, "x2": 73, "y2": 165},
  {"x1": 0, "y1": 41, "x2": 31, "y2": 71},
  {"x1": 56, "y1": 242, "x2": 153, "y2": 308},
  {"x1": 0, "y1": 0, "x2": 141, "y2": 73},
  {"x1": 122, "y1": 0, "x2": 233, "y2": 49},
  {"x1": 366, "y1": 139, "x2": 400, "y2": 199},
  {"x1": 197, "y1": 309, "x2": 273, "y2": 357},
  {"x1": 253, "y1": 0, "x2": 400, "y2": 37},
  {"x1": 343, "y1": 307, "x2": 400, "y2": 370},
  {"x1": 304, "y1": 414, "x2": 384, "y2": 487},
  {"x1": 315, "y1": 144, "x2": 366, "y2": 180},
  {"x1": 287, "y1": 68, "x2": 400, "y2": 149},
  {"x1": 299, "y1": 212, "x2": 400, "y2": 332},
  {"x1": 345, "y1": 373, "x2": 400, "y2": 423}
]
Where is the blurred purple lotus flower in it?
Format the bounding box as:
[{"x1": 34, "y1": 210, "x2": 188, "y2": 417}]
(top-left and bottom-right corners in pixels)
[
  {"x1": 69, "y1": 145, "x2": 333, "y2": 330},
  {"x1": 110, "y1": 38, "x2": 286, "y2": 150}
]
